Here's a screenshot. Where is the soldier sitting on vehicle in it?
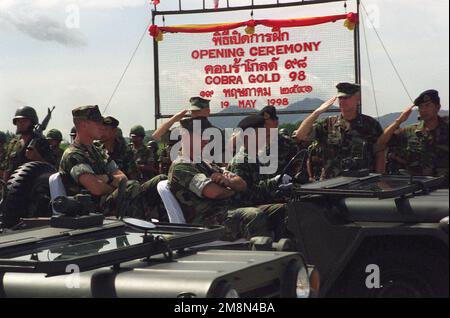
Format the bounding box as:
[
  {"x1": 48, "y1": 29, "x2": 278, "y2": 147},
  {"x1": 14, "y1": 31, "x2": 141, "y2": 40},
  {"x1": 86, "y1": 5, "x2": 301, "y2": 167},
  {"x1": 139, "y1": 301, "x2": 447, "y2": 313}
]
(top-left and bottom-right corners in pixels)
[
  {"x1": 98, "y1": 116, "x2": 138, "y2": 180},
  {"x1": 377, "y1": 89, "x2": 449, "y2": 186},
  {"x1": 46, "y1": 129, "x2": 64, "y2": 167},
  {"x1": 168, "y1": 117, "x2": 275, "y2": 241},
  {"x1": 3, "y1": 106, "x2": 55, "y2": 181},
  {"x1": 295, "y1": 83, "x2": 384, "y2": 179},
  {"x1": 227, "y1": 115, "x2": 289, "y2": 240},
  {"x1": 59, "y1": 105, "x2": 167, "y2": 221}
]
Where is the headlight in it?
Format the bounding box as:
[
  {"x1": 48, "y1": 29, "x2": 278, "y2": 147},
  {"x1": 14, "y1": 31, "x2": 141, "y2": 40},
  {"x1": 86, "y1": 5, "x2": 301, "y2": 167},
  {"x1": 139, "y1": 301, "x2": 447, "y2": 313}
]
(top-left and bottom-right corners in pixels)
[
  {"x1": 281, "y1": 259, "x2": 311, "y2": 298},
  {"x1": 224, "y1": 288, "x2": 240, "y2": 298},
  {"x1": 211, "y1": 281, "x2": 240, "y2": 298},
  {"x1": 296, "y1": 265, "x2": 311, "y2": 298}
]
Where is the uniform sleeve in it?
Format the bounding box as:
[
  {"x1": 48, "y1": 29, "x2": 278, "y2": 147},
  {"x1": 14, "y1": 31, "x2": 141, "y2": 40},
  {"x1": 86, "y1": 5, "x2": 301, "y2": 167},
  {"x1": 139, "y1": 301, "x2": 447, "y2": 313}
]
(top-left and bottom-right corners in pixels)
[
  {"x1": 311, "y1": 118, "x2": 328, "y2": 143},
  {"x1": 60, "y1": 150, "x2": 94, "y2": 185},
  {"x1": 170, "y1": 163, "x2": 212, "y2": 198}
]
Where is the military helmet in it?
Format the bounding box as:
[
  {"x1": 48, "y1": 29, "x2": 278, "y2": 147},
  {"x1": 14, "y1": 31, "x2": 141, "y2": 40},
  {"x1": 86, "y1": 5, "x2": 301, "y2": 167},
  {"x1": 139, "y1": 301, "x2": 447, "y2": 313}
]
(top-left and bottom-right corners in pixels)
[
  {"x1": 130, "y1": 125, "x2": 146, "y2": 137},
  {"x1": 0, "y1": 131, "x2": 7, "y2": 144},
  {"x1": 279, "y1": 128, "x2": 289, "y2": 137},
  {"x1": 46, "y1": 129, "x2": 63, "y2": 141},
  {"x1": 13, "y1": 106, "x2": 39, "y2": 125},
  {"x1": 148, "y1": 140, "x2": 158, "y2": 148}
]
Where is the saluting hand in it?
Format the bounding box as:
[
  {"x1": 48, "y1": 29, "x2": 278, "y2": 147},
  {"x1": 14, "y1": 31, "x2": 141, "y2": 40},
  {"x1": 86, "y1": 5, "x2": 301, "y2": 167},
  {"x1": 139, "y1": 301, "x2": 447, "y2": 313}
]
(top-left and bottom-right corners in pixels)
[
  {"x1": 315, "y1": 97, "x2": 337, "y2": 115},
  {"x1": 173, "y1": 109, "x2": 189, "y2": 122},
  {"x1": 396, "y1": 105, "x2": 416, "y2": 124}
]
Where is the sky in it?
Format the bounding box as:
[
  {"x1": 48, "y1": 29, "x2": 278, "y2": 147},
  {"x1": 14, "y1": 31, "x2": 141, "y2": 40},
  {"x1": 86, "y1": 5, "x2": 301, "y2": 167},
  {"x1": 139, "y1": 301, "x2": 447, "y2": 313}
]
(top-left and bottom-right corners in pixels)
[{"x1": 0, "y1": 0, "x2": 448, "y2": 139}]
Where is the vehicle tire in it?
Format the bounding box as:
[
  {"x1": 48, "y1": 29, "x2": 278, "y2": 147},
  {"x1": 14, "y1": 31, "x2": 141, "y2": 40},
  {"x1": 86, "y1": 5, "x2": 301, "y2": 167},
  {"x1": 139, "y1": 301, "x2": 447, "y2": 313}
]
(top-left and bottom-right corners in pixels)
[
  {"x1": 1, "y1": 161, "x2": 56, "y2": 228},
  {"x1": 338, "y1": 249, "x2": 449, "y2": 298}
]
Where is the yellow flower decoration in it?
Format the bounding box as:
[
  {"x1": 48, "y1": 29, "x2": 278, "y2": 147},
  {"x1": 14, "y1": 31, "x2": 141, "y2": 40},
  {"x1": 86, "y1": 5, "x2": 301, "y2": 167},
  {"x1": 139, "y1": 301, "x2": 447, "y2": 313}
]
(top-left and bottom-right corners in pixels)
[{"x1": 344, "y1": 19, "x2": 356, "y2": 31}]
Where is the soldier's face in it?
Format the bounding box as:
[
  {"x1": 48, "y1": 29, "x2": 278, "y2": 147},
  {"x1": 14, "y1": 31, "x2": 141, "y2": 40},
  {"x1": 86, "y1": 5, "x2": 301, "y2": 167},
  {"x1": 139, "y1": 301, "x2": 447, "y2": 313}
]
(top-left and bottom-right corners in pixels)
[
  {"x1": 48, "y1": 139, "x2": 60, "y2": 148},
  {"x1": 101, "y1": 126, "x2": 116, "y2": 142},
  {"x1": 131, "y1": 135, "x2": 144, "y2": 146},
  {"x1": 418, "y1": 101, "x2": 440, "y2": 121},
  {"x1": 15, "y1": 118, "x2": 33, "y2": 134},
  {"x1": 339, "y1": 94, "x2": 359, "y2": 119},
  {"x1": 87, "y1": 121, "x2": 104, "y2": 140},
  {"x1": 192, "y1": 108, "x2": 210, "y2": 119},
  {"x1": 265, "y1": 118, "x2": 278, "y2": 129}
]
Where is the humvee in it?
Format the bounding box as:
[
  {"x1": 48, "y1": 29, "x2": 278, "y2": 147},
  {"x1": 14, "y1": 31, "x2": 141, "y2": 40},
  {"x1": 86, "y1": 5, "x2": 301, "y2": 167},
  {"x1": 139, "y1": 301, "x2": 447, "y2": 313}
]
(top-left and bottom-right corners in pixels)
[
  {"x1": 286, "y1": 173, "x2": 448, "y2": 298},
  {"x1": 0, "y1": 162, "x2": 312, "y2": 299},
  {"x1": 0, "y1": 160, "x2": 448, "y2": 298}
]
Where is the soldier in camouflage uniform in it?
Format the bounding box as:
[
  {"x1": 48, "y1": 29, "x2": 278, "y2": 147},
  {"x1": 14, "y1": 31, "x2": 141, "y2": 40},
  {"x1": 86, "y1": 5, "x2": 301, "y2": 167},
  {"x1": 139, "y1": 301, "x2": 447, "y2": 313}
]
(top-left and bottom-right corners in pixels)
[
  {"x1": 377, "y1": 90, "x2": 449, "y2": 186},
  {"x1": 227, "y1": 115, "x2": 289, "y2": 240},
  {"x1": 129, "y1": 125, "x2": 158, "y2": 182},
  {"x1": 59, "y1": 105, "x2": 167, "y2": 221},
  {"x1": 98, "y1": 116, "x2": 138, "y2": 180},
  {"x1": 296, "y1": 83, "x2": 384, "y2": 179},
  {"x1": 147, "y1": 140, "x2": 160, "y2": 170},
  {"x1": 3, "y1": 106, "x2": 55, "y2": 181},
  {"x1": 153, "y1": 97, "x2": 226, "y2": 164},
  {"x1": 46, "y1": 129, "x2": 64, "y2": 167},
  {"x1": 169, "y1": 117, "x2": 275, "y2": 241}
]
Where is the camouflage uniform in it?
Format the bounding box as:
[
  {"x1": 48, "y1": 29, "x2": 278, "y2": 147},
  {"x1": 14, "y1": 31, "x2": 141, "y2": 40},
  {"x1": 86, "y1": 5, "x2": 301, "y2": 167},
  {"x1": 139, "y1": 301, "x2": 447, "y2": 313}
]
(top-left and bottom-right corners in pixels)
[
  {"x1": 307, "y1": 140, "x2": 325, "y2": 181},
  {"x1": 389, "y1": 117, "x2": 449, "y2": 183},
  {"x1": 168, "y1": 157, "x2": 274, "y2": 241},
  {"x1": 272, "y1": 131, "x2": 298, "y2": 176},
  {"x1": 3, "y1": 133, "x2": 55, "y2": 178},
  {"x1": 52, "y1": 147, "x2": 64, "y2": 167},
  {"x1": 310, "y1": 114, "x2": 383, "y2": 179},
  {"x1": 59, "y1": 142, "x2": 167, "y2": 220},
  {"x1": 98, "y1": 138, "x2": 138, "y2": 180},
  {"x1": 60, "y1": 105, "x2": 167, "y2": 221},
  {"x1": 130, "y1": 144, "x2": 157, "y2": 182}
]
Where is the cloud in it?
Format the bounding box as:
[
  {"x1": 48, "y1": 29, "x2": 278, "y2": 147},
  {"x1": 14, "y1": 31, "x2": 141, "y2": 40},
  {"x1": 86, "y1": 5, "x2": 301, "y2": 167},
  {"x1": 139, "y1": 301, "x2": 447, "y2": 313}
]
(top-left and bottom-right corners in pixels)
[{"x1": 0, "y1": 11, "x2": 87, "y2": 47}]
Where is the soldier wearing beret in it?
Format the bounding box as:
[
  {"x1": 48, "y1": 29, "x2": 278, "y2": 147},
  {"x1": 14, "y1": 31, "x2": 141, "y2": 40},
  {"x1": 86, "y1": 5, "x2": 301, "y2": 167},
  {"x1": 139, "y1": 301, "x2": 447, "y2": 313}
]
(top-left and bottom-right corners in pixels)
[
  {"x1": 46, "y1": 129, "x2": 64, "y2": 167},
  {"x1": 377, "y1": 90, "x2": 449, "y2": 186},
  {"x1": 98, "y1": 116, "x2": 138, "y2": 180},
  {"x1": 168, "y1": 117, "x2": 275, "y2": 241},
  {"x1": 59, "y1": 105, "x2": 167, "y2": 220},
  {"x1": 296, "y1": 83, "x2": 384, "y2": 179},
  {"x1": 3, "y1": 106, "x2": 55, "y2": 181}
]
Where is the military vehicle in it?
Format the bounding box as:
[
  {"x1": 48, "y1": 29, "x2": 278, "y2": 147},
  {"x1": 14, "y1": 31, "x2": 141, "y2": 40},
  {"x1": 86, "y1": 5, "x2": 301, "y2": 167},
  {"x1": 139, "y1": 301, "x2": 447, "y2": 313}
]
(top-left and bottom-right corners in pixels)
[
  {"x1": 279, "y1": 151, "x2": 449, "y2": 298},
  {"x1": 0, "y1": 157, "x2": 448, "y2": 298},
  {"x1": 0, "y1": 216, "x2": 311, "y2": 298}
]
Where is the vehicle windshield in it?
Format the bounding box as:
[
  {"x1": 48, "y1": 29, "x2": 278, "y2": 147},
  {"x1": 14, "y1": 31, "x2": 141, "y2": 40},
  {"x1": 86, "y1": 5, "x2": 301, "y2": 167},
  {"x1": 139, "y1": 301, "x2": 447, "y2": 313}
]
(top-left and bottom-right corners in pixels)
[{"x1": 5, "y1": 231, "x2": 174, "y2": 262}]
